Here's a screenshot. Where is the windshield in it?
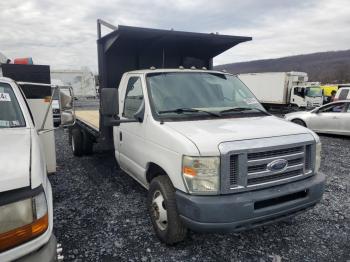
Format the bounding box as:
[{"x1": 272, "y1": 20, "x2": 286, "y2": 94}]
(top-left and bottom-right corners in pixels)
[
  {"x1": 306, "y1": 87, "x2": 323, "y2": 97},
  {"x1": 0, "y1": 83, "x2": 26, "y2": 128},
  {"x1": 146, "y1": 72, "x2": 265, "y2": 120}
]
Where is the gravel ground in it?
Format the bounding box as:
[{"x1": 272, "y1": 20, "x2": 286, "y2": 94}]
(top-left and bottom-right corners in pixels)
[{"x1": 49, "y1": 129, "x2": 350, "y2": 262}]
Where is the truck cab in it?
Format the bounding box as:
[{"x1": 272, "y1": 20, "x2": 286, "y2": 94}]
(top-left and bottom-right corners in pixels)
[
  {"x1": 292, "y1": 85, "x2": 323, "y2": 108},
  {"x1": 114, "y1": 69, "x2": 325, "y2": 243},
  {"x1": 0, "y1": 77, "x2": 58, "y2": 261}
]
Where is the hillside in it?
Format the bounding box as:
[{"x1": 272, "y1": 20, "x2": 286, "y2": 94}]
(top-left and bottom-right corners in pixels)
[{"x1": 215, "y1": 50, "x2": 350, "y2": 83}]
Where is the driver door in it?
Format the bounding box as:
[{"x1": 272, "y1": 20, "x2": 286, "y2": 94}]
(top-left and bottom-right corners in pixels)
[
  {"x1": 308, "y1": 102, "x2": 346, "y2": 134},
  {"x1": 116, "y1": 75, "x2": 148, "y2": 185}
]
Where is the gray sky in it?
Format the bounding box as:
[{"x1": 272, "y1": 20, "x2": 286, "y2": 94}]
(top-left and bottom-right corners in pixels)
[{"x1": 1, "y1": 0, "x2": 349, "y2": 72}]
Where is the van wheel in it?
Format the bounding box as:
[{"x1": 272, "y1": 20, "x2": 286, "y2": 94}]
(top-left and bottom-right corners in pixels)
[
  {"x1": 147, "y1": 176, "x2": 187, "y2": 245},
  {"x1": 292, "y1": 119, "x2": 306, "y2": 127},
  {"x1": 71, "y1": 128, "x2": 84, "y2": 156}
]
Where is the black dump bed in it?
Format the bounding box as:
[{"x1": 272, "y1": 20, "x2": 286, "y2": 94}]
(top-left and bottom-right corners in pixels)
[
  {"x1": 97, "y1": 22, "x2": 252, "y2": 91},
  {"x1": 96, "y1": 20, "x2": 251, "y2": 146}
]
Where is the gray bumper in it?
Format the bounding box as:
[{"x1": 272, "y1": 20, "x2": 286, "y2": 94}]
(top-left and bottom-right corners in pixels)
[
  {"x1": 176, "y1": 172, "x2": 325, "y2": 232},
  {"x1": 17, "y1": 235, "x2": 57, "y2": 262}
]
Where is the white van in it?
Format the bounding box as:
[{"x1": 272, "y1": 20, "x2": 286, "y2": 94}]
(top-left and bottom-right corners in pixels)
[{"x1": 0, "y1": 77, "x2": 73, "y2": 261}]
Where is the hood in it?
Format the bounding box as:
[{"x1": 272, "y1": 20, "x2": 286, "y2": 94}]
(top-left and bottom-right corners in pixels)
[
  {"x1": 0, "y1": 128, "x2": 31, "y2": 192},
  {"x1": 165, "y1": 116, "x2": 311, "y2": 155}
]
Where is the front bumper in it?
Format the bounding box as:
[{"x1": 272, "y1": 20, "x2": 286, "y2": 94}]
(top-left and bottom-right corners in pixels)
[
  {"x1": 176, "y1": 172, "x2": 325, "y2": 232},
  {"x1": 16, "y1": 234, "x2": 57, "y2": 262}
]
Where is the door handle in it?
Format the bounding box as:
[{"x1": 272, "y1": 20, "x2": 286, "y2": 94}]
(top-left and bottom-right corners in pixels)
[{"x1": 119, "y1": 132, "x2": 122, "y2": 141}]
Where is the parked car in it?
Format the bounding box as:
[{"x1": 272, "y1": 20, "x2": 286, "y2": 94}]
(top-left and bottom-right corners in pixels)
[
  {"x1": 285, "y1": 100, "x2": 350, "y2": 136},
  {"x1": 335, "y1": 87, "x2": 350, "y2": 101}
]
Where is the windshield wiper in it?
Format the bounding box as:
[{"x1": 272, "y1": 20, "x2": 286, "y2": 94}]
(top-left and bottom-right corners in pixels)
[
  {"x1": 158, "y1": 108, "x2": 221, "y2": 117},
  {"x1": 219, "y1": 107, "x2": 270, "y2": 116}
]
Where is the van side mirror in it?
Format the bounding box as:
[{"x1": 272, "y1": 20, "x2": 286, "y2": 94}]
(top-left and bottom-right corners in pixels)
[{"x1": 59, "y1": 87, "x2": 75, "y2": 127}]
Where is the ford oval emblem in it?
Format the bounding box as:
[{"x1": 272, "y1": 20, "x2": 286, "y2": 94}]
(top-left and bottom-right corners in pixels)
[{"x1": 267, "y1": 159, "x2": 288, "y2": 172}]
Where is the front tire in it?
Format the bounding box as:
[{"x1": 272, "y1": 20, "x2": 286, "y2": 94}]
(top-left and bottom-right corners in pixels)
[
  {"x1": 147, "y1": 176, "x2": 187, "y2": 245},
  {"x1": 292, "y1": 119, "x2": 306, "y2": 127}
]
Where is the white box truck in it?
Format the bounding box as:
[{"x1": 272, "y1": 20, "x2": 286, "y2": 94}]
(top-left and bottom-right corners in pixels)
[
  {"x1": 238, "y1": 72, "x2": 323, "y2": 110},
  {"x1": 69, "y1": 20, "x2": 325, "y2": 244}
]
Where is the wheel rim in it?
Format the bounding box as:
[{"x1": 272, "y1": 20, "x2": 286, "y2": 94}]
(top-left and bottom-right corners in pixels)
[
  {"x1": 151, "y1": 190, "x2": 168, "y2": 231},
  {"x1": 71, "y1": 135, "x2": 75, "y2": 152}
]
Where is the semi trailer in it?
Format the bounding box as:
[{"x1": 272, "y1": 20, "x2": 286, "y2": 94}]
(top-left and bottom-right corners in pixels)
[
  {"x1": 69, "y1": 20, "x2": 325, "y2": 244},
  {"x1": 238, "y1": 72, "x2": 323, "y2": 110}
]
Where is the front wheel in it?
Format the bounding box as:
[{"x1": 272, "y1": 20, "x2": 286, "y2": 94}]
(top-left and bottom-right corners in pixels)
[
  {"x1": 292, "y1": 119, "x2": 306, "y2": 127},
  {"x1": 147, "y1": 176, "x2": 187, "y2": 244}
]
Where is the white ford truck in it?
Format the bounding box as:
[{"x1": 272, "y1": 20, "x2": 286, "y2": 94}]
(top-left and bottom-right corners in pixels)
[
  {"x1": 0, "y1": 73, "x2": 72, "y2": 260},
  {"x1": 70, "y1": 21, "x2": 325, "y2": 244}
]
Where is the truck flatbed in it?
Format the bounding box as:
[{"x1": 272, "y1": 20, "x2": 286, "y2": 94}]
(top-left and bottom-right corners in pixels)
[
  {"x1": 76, "y1": 110, "x2": 99, "y2": 129},
  {"x1": 75, "y1": 110, "x2": 100, "y2": 137}
]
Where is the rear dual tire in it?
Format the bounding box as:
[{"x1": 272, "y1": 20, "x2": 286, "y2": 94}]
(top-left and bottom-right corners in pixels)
[{"x1": 71, "y1": 128, "x2": 93, "y2": 156}]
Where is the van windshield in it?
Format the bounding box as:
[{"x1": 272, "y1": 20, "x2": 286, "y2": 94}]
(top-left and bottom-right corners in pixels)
[
  {"x1": 146, "y1": 72, "x2": 265, "y2": 120},
  {"x1": 0, "y1": 83, "x2": 26, "y2": 128}
]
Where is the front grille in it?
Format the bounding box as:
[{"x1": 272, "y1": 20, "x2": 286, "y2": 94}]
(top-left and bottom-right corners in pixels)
[
  {"x1": 248, "y1": 169, "x2": 303, "y2": 185},
  {"x1": 221, "y1": 135, "x2": 315, "y2": 194},
  {"x1": 248, "y1": 146, "x2": 303, "y2": 160},
  {"x1": 305, "y1": 145, "x2": 312, "y2": 171},
  {"x1": 247, "y1": 157, "x2": 304, "y2": 174},
  {"x1": 229, "y1": 155, "x2": 239, "y2": 185}
]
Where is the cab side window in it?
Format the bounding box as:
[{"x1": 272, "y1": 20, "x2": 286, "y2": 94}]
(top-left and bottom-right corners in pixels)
[{"x1": 123, "y1": 77, "x2": 144, "y2": 119}]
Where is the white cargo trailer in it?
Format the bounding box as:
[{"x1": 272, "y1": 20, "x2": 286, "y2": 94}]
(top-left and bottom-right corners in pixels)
[{"x1": 238, "y1": 72, "x2": 323, "y2": 110}]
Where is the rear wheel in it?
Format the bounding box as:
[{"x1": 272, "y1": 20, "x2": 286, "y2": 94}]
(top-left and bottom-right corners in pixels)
[
  {"x1": 71, "y1": 128, "x2": 84, "y2": 156},
  {"x1": 82, "y1": 131, "x2": 93, "y2": 155},
  {"x1": 292, "y1": 119, "x2": 306, "y2": 127},
  {"x1": 147, "y1": 176, "x2": 187, "y2": 245}
]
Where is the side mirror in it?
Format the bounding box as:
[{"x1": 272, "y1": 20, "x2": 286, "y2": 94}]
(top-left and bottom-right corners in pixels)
[
  {"x1": 59, "y1": 88, "x2": 73, "y2": 110},
  {"x1": 59, "y1": 87, "x2": 75, "y2": 127},
  {"x1": 133, "y1": 101, "x2": 145, "y2": 123},
  {"x1": 101, "y1": 88, "x2": 118, "y2": 117}
]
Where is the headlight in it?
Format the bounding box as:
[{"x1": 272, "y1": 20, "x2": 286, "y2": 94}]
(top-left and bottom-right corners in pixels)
[
  {"x1": 0, "y1": 190, "x2": 48, "y2": 252},
  {"x1": 182, "y1": 156, "x2": 220, "y2": 195},
  {"x1": 315, "y1": 141, "x2": 321, "y2": 173}
]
